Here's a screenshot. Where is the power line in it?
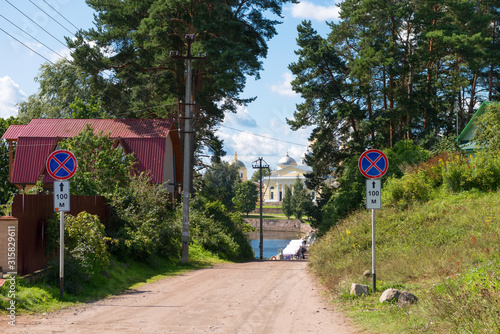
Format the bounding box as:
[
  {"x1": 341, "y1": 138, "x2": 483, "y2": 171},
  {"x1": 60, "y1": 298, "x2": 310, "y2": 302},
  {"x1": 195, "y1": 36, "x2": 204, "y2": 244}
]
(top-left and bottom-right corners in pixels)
[
  {"x1": 41, "y1": 0, "x2": 80, "y2": 32},
  {"x1": 28, "y1": 0, "x2": 74, "y2": 37},
  {"x1": 218, "y1": 124, "x2": 306, "y2": 147},
  {"x1": 0, "y1": 26, "x2": 55, "y2": 65},
  {"x1": 0, "y1": 13, "x2": 67, "y2": 60},
  {"x1": 3, "y1": 0, "x2": 68, "y2": 48}
]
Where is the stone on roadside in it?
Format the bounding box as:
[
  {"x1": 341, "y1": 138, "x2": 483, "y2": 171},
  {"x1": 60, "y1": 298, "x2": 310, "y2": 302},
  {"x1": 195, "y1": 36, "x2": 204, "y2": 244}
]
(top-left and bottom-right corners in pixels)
[
  {"x1": 363, "y1": 270, "x2": 372, "y2": 278},
  {"x1": 350, "y1": 283, "x2": 369, "y2": 296},
  {"x1": 398, "y1": 291, "x2": 418, "y2": 307},
  {"x1": 379, "y1": 288, "x2": 400, "y2": 303}
]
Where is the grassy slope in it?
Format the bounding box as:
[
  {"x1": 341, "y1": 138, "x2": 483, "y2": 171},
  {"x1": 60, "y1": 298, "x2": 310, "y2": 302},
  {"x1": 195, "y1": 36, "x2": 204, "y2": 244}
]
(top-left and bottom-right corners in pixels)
[{"x1": 309, "y1": 189, "x2": 500, "y2": 333}]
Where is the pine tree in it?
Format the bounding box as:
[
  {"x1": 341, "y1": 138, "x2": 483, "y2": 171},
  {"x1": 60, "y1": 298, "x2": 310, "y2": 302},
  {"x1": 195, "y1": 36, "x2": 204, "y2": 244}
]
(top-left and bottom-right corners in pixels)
[{"x1": 281, "y1": 187, "x2": 293, "y2": 219}]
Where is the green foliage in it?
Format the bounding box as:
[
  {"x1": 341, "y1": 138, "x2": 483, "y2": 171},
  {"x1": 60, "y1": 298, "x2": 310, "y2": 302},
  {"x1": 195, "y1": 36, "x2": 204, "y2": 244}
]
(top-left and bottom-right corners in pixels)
[
  {"x1": 108, "y1": 173, "x2": 181, "y2": 260},
  {"x1": 65, "y1": 212, "x2": 109, "y2": 274},
  {"x1": 281, "y1": 186, "x2": 293, "y2": 219},
  {"x1": 290, "y1": 177, "x2": 311, "y2": 220},
  {"x1": 0, "y1": 117, "x2": 21, "y2": 204},
  {"x1": 68, "y1": 97, "x2": 108, "y2": 119},
  {"x1": 47, "y1": 212, "x2": 109, "y2": 276},
  {"x1": 384, "y1": 150, "x2": 500, "y2": 209},
  {"x1": 383, "y1": 172, "x2": 433, "y2": 210},
  {"x1": 287, "y1": 0, "x2": 500, "y2": 189},
  {"x1": 384, "y1": 140, "x2": 432, "y2": 178},
  {"x1": 200, "y1": 161, "x2": 240, "y2": 210},
  {"x1": 17, "y1": 59, "x2": 108, "y2": 123},
  {"x1": 45, "y1": 211, "x2": 109, "y2": 294},
  {"x1": 475, "y1": 103, "x2": 500, "y2": 153},
  {"x1": 189, "y1": 199, "x2": 254, "y2": 261},
  {"x1": 250, "y1": 168, "x2": 271, "y2": 182},
  {"x1": 429, "y1": 133, "x2": 459, "y2": 155},
  {"x1": 58, "y1": 124, "x2": 135, "y2": 198},
  {"x1": 232, "y1": 181, "x2": 258, "y2": 216},
  {"x1": 319, "y1": 156, "x2": 365, "y2": 234}
]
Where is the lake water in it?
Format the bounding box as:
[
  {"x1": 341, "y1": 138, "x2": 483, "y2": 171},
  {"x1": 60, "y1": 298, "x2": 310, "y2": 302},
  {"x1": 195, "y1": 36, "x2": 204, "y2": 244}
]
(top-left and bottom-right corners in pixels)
[{"x1": 247, "y1": 231, "x2": 304, "y2": 259}]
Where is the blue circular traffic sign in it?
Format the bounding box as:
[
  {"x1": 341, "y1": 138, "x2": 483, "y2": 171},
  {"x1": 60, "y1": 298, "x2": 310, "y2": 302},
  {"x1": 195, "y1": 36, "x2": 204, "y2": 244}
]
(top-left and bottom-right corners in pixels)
[
  {"x1": 46, "y1": 150, "x2": 78, "y2": 180},
  {"x1": 358, "y1": 149, "x2": 388, "y2": 179}
]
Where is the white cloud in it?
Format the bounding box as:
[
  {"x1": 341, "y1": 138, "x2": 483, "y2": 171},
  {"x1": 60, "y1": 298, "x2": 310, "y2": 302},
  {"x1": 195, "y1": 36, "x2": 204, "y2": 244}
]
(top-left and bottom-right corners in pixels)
[
  {"x1": 0, "y1": 76, "x2": 26, "y2": 118},
  {"x1": 50, "y1": 47, "x2": 72, "y2": 63},
  {"x1": 224, "y1": 105, "x2": 258, "y2": 128},
  {"x1": 289, "y1": 1, "x2": 341, "y2": 21},
  {"x1": 269, "y1": 72, "x2": 297, "y2": 97}
]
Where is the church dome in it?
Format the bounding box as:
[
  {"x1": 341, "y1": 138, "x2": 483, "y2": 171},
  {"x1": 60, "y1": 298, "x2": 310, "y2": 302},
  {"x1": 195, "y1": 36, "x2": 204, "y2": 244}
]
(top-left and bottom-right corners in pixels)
[
  {"x1": 300, "y1": 148, "x2": 312, "y2": 165},
  {"x1": 278, "y1": 152, "x2": 297, "y2": 169},
  {"x1": 232, "y1": 152, "x2": 246, "y2": 169}
]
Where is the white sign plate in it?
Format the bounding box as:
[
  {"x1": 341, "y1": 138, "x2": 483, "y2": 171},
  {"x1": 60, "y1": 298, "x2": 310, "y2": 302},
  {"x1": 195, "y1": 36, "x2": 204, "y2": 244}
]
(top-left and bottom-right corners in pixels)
[
  {"x1": 366, "y1": 179, "x2": 381, "y2": 210},
  {"x1": 54, "y1": 180, "x2": 70, "y2": 212}
]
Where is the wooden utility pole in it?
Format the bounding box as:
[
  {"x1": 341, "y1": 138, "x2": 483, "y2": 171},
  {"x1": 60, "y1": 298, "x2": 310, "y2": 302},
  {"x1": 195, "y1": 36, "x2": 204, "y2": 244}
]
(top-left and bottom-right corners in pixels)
[
  {"x1": 171, "y1": 34, "x2": 206, "y2": 264},
  {"x1": 252, "y1": 157, "x2": 269, "y2": 259}
]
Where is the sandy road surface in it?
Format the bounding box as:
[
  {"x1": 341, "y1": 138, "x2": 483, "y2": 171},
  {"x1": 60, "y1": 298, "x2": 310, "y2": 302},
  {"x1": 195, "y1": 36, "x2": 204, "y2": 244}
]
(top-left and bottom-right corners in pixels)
[{"x1": 3, "y1": 261, "x2": 358, "y2": 334}]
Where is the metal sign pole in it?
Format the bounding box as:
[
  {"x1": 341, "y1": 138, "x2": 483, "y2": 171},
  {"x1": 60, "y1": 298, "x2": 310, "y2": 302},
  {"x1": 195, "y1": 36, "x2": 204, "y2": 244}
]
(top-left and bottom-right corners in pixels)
[
  {"x1": 59, "y1": 211, "x2": 64, "y2": 299},
  {"x1": 359, "y1": 149, "x2": 388, "y2": 295},
  {"x1": 371, "y1": 208, "x2": 376, "y2": 293}
]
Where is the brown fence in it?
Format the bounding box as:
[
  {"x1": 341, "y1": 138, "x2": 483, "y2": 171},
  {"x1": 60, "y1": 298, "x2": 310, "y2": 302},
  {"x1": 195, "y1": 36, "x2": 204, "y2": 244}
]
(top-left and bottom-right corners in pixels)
[{"x1": 11, "y1": 194, "x2": 110, "y2": 276}]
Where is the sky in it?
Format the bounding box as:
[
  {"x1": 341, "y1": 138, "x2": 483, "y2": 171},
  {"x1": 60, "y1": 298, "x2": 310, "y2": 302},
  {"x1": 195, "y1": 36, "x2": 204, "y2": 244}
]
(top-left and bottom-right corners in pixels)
[{"x1": 0, "y1": 0, "x2": 341, "y2": 176}]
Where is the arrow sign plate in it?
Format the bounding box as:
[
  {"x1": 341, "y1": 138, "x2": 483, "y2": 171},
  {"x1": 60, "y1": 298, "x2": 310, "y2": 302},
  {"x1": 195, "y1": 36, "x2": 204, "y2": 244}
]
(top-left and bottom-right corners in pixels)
[
  {"x1": 366, "y1": 179, "x2": 381, "y2": 210},
  {"x1": 54, "y1": 180, "x2": 70, "y2": 212}
]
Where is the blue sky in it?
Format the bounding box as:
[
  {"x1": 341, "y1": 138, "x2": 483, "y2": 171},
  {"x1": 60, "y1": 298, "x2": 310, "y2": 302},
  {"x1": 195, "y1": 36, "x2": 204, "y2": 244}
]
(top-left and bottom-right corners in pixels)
[{"x1": 0, "y1": 0, "x2": 341, "y2": 174}]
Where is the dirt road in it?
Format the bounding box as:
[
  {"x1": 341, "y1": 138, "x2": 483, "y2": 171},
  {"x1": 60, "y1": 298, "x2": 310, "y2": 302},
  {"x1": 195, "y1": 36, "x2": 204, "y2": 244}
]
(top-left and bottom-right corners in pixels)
[{"x1": 4, "y1": 261, "x2": 358, "y2": 333}]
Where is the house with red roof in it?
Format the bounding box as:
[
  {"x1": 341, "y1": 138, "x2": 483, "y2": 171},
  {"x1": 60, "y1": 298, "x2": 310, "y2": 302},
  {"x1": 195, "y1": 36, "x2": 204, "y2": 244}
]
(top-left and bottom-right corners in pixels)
[{"x1": 1, "y1": 119, "x2": 182, "y2": 192}]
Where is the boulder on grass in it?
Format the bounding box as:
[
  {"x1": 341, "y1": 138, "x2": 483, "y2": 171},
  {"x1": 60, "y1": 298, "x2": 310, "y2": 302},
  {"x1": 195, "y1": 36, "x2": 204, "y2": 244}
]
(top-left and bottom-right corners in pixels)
[
  {"x1": 379, "y1": 288, "x2": 400, "y2": 303},
  {"x1": 398, "y1": 291, "x2": 418, "y2": 307},
  {"x1": 350, "y1": 283, "x2": 369, "y2": 296}
]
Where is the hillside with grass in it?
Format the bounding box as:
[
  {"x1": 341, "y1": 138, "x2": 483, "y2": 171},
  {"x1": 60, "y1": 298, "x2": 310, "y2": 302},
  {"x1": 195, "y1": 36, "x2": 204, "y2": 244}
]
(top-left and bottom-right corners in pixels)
[{"x1": 309, "y1": 150, "x2": 500, "y2": 333}]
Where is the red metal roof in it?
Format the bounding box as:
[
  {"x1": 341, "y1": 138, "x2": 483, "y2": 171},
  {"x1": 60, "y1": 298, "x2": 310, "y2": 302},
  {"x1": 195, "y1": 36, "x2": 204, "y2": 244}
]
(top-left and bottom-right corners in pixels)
[
  {"x1": 5, "y1": 119, "x2": 174, "y2": 139},
  {"x1": 5, "y1": 119, "x2": 176, "y2": 185},
  {"x1": 11, "y1": 137, "x2": 57, "y2": 184},
  {"x1": 1, "y1": 125, "x2": 27, "y2": 140}
]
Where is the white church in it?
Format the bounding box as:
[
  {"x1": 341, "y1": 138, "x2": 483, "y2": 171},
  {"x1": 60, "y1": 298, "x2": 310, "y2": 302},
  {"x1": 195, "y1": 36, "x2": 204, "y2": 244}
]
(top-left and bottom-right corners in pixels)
[{"x1": 231, "y1": 148, "x2": 317, "y2": 203}]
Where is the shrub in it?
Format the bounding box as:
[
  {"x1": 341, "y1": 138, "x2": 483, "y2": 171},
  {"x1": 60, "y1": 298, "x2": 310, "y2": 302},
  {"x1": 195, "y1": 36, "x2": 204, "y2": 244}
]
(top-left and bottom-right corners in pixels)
[
  {"x1": 47, "y1": 211, "x2": 109, "y2": 277},
  {"x1": 383, "y1": 171, "x2": 433, "y2": 209},
  {"x1": 188, "y1": 200, "x2": 254, "y2": 261},
  {"x1": 109, "y1": 173, "x2": 181, "y2": 260},
  {"x1": 385, "y1": 139, "x2": 432, "y2": 178},
  {"x1": 45, "y1": 211, "x2": 109, "y2": 294}
]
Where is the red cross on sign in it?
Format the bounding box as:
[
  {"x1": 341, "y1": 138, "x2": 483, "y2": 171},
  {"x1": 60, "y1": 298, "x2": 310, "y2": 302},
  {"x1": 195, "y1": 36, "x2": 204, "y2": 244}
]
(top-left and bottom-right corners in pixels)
[
  {"x1": 46, "y1": 150, "x2": 78, "y2": 180},
  {"x1": 358, "y1": 149, "x2": 389, "y2": 179}
]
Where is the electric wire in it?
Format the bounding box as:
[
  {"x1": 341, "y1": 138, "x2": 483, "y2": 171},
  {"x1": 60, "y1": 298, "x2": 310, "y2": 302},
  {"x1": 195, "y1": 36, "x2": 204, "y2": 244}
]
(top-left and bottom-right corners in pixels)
[
  {"x1": 41, "y1": 0, "x2": 80, "y2": 32},
  {"x1": 0, "y1": 13, "x2": 67, "y2": 60},
  {"x1": 3, "y1": 0, "x2": 68, "y2": 48},
  {"x1": 28, "y1": 0, "x2": 74, "y2": 37},
  {"x1": 1, "y1": 0, "x2": 173, "y2": 117},
  {"x1": 0, "y1": 26, "x2": 55, "y2": 65},
  {"x1": 218, "y1": 124, "x2": 305, "y2": 146}
]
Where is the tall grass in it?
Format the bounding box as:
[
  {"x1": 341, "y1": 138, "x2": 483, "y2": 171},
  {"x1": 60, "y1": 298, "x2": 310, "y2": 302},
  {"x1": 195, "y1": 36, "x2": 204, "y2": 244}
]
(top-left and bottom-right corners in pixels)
[{"x1": 310, "y1": 151, "x2": 500, "y2": 333}]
